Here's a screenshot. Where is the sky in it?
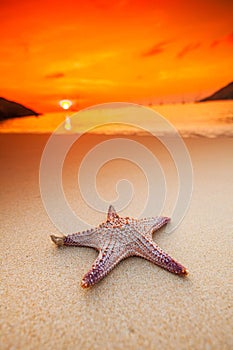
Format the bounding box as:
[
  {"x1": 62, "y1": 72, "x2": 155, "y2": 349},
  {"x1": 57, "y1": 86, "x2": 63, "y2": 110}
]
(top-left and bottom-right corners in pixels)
[{"x1": 0, "y1": 0, "x2": 233, "y2": 112}]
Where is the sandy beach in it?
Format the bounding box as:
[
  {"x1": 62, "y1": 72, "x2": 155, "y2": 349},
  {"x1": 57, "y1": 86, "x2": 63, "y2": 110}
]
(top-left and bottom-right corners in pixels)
[{"x1": 1, "y1": 133, "x2": 232, "y2": 350}]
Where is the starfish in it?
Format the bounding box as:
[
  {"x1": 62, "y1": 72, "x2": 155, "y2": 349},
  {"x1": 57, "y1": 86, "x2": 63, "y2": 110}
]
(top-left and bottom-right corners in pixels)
[{"x1": 51, "y1": 205, "x2": 188, "y2": 288}]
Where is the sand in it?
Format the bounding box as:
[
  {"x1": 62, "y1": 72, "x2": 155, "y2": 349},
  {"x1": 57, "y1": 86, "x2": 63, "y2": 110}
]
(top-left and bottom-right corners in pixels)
[{"x1": 1, "y1": 134, "x2": 232, "y2": 350}]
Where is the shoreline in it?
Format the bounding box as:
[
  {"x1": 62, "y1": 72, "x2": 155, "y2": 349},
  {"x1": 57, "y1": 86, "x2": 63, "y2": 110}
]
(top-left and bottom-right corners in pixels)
[{"x1": 1, "y1": 131, "x2": 233, "y2": 138}]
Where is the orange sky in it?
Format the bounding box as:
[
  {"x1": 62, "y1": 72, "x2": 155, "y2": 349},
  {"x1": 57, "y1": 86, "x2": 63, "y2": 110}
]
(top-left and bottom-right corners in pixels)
[{"x1": 0, "y1": 0, "x2": 233, "y2": 112}]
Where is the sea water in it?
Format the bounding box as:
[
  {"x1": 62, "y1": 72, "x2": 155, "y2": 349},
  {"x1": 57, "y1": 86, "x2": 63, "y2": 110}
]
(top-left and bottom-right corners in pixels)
[{"x1": 0, "y1": 101, "x2": 232, "y2": 138}]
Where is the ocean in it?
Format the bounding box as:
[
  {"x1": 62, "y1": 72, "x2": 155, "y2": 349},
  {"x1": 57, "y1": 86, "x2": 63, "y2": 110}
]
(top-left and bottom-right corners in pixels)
[{"x1": 0, "y1": 101, "x2": 232, "y2": 138}]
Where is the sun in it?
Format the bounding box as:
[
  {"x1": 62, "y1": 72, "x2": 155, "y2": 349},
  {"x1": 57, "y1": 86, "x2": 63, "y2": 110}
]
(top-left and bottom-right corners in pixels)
[{"x1": 59, "y1": 100, "x2": 72, "y2": 110}]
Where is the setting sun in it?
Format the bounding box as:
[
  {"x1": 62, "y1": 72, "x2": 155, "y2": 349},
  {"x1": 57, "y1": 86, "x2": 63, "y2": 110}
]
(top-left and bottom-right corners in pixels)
[{"x1": 59, "y1": 99, "x2": 72, "y2": 110}]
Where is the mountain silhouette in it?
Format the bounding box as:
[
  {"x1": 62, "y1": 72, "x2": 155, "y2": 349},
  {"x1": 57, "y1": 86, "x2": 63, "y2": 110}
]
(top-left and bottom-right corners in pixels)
[
  {"x1": 199, "y1": 82, "x2": 233, "y2": 102},
  {"x1": 0, "y1": 97, "x2": 40, "y2": 121}
]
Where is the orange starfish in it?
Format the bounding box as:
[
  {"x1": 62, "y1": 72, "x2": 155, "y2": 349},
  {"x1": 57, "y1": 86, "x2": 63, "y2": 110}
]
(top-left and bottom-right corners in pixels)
[{"x1": 51, "y1": 205, "x2": 188, "y2": 288}]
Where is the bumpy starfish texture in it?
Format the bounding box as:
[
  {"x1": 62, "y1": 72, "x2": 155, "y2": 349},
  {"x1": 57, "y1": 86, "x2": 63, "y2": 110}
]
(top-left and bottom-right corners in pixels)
[{"x1": 51, "y1": 205, "x2": 188, "y2": 288}]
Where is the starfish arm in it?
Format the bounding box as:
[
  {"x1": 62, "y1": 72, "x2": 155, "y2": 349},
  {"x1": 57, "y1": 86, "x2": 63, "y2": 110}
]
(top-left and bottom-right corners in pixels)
[
  {"x1": 81, "y1": 245, "x2": 129, "y2": 288},
  {"x1": 107, "y1": 205, "x2": 118, "y2": 220},
  {"x1": 134, "y1": 217, "x2": 170, "y2": 238},
  {"x1": 134, "y1": 236, "x2": 188, "y2": 276},
  {"x1": 51, "y1": 229, "x2": 100, "y2": 250}
]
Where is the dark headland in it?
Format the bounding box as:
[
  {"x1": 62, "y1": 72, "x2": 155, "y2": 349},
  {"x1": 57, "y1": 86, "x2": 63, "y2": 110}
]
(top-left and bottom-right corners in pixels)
[
  {"x1": 198, "y1": 81, "x2": 233, "y2": 102},
  {"x1": 0, "y1": 97, "x2": 40, "y2": 121}
]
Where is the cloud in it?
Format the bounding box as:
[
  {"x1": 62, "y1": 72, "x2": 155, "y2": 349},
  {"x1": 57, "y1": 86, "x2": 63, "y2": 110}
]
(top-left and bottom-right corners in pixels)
[
  {"x1": 176, "y1": 42, "x2": 201, "y2": 58},
  {"x1": 141, "y1": 40, "x2": 170, "y2": 58},
  {"x1": 210, "y1": 39, "x2": 220, "y2": 48},
  {"x1": 45, "y1": 72, "x2": 65, "y2": 79},
  {"x1": 210, "y1": 31, "x2": 233, "y2": 48}
]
